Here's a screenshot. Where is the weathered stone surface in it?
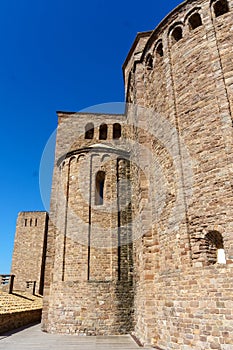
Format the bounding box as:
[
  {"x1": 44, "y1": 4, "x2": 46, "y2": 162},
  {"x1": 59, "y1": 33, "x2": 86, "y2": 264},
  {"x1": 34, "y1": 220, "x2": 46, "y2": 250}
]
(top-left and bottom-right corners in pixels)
[
  {"x1": 0, "y1": 310, "x2": 42, "y2": 334},
  {"x1": 11, "y1": 0, "x2": 233, "y2": 349}
]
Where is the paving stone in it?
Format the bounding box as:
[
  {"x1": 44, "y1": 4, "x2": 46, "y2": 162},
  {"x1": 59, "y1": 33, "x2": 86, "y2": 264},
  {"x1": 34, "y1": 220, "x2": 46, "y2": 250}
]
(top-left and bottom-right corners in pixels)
[{"x1": 0, "y1": 324, "x2": 154, "y2": 350}]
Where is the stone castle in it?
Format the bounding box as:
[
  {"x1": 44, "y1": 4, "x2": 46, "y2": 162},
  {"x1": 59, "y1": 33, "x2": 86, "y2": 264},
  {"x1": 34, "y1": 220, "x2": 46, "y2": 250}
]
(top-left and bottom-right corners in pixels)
[{"x1": 10, "y1": 0, "x2": 233, "y2": 348}]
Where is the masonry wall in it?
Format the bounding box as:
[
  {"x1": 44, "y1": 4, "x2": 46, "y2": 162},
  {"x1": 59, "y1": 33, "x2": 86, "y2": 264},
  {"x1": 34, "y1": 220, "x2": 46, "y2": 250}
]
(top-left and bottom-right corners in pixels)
[
  {"x1": 42, "y1": 0, "x2": 233, "y2": 348},
  {"x1": 11, "y1": 212, "x2": 48, "y2": 295},
  {"x1": 0, "y1": 309, "x2": 42, "y2": 334},
  {"x1": 124, "y1": 0, "x2": 233, "y2": 348},
  {"x1": 153, "y1": 266, "x2": 233, "y2": 350},
  {"x1": 42, "y1": 281, "x2": 133, "y2": 335},
  {"x1": 42, "y1": 113, "x2": 135, "y2": 334}
]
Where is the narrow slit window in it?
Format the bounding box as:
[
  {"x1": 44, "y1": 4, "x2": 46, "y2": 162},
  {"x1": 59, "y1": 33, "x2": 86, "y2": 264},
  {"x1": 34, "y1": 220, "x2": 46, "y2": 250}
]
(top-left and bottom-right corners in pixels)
[
  {"x1": 171, "y1": 26, "x2": 183, "y2": 44},
  {"x1": 95, "y1": 171, "x2": 105, "y2": 205},
  {"x1": 35, "y1": 218, "x2": 38, "y2": 227},
  {"x1": 189, "y1": 13, "x2": 202, "y2": 30},
  {"x1": 113, "y1": 123, "x2": 121, "y2": 139},
  {"x1": 145, "y1": 53, "x2": 153, "y2": 69},
  {"x1": 24, "y1": 219, "x2": 27, "y2": 227},
  {"x1": 213, "y1": 0, "x2": 229, "y2": 17},
  {"x1": 99, "y1": 124, "x2": 107, "y2": 140},
  {"x1": 85, "y1": 123, "x2": 94, "y2": 139},
  {"x1": 156, "y1": 42, "x2": 164, "y2": 58},
  {"x1": 30, "y1": 219, "x2": 33, "y2": 227}
]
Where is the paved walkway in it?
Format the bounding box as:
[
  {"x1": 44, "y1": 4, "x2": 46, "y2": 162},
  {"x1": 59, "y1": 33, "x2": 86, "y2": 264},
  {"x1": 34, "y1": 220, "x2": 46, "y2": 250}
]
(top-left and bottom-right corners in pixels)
[{"x1": 0, "y1": 323, "x2": 152, "y2": 349}]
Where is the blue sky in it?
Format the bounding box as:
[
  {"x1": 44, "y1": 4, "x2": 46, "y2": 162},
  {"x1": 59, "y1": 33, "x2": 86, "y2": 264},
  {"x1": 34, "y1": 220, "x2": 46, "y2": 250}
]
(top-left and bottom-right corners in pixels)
[{"x1": 0, "y1": 0, "x2": 181, "y2": 273}]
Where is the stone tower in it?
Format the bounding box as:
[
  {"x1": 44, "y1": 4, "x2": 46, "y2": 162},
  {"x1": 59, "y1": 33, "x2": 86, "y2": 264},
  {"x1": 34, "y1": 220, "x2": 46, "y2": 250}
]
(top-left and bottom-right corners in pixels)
[
  {"x1": 11, "y1": 211, "x2": 48, "y2": 295},
  {"x1": 41, "y1": 113, "x2": 135, "y2": 334},
  {"x1": 41, "y1": 0, "x2": 233, "y2": 348}
]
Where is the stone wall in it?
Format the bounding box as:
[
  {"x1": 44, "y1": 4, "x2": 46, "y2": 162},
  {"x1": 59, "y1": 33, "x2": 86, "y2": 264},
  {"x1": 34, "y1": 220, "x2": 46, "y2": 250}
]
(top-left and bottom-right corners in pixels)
[
  {"x1": 41, "y1": 0, "x2": 233, "y2": 348},
  {"x1": 133, "y1": 263, "x2": 233, "y2": 349},
  {"x1": 42, "y1": 281, "x2": 133, "y2": 335},
  {"x1": 125, "y1": 0, "x2": 233, "y2": 348},
  {"x1": 154, "y1": 265, "x2": 233, "y2": 350},
  {"x1": 0, "y1": 309, "x2": 42, "y2": 334},
  {"x1": 42, "y1": 113, "x2": 134, "y2": 334}
]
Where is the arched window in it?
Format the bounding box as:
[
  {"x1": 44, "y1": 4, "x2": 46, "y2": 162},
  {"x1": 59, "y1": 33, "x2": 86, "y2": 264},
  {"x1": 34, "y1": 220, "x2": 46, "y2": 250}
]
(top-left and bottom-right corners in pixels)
[
  {"x1": 95, "y1": 171, "x2": 105, "y2": 205},
  {"x1": 99, "y1": 124, "x2": 107, "y2": 140},
  {"x1": 156, "y1": 42, "x2": 164, "y2": 58},
  {"x1": 171, "y1": 26, "x2": 183, "y2": 44},
  {"x1": 85, "y1": 123, "x2": 94, "y2": 139},
  {"x1": 189, "y1": 13, "x2": 202, "y2": 30},
  {"x1": 145, "y1": 53, "x2": 153, "y2": 70},
  {"x1": 113, "y1": 123, "x2": 121, "y2": 139},
  {"x1": 204, "y1": 231, "x2": 226, "y2": 265},
  {"x1": 213, "y1": 0, "x2": 229, "y2": 17}
]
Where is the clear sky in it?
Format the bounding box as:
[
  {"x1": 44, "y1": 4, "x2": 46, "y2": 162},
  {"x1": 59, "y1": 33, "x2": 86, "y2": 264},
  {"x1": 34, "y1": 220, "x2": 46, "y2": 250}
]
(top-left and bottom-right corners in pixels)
[{"x1": 0, "y1": 0, "x2": 181, "y2": 273}]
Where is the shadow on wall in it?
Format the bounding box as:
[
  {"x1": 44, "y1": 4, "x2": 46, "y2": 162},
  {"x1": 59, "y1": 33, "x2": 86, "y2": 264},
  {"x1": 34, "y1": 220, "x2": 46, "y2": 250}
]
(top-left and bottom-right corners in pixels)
[{"x1": 0, "y1": 322, "x2": 40, "y2": 338}]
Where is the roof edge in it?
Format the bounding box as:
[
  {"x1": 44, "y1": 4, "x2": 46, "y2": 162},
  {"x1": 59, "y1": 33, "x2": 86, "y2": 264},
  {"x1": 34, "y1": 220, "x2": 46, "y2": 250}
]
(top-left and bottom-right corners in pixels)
[
  {"x1": 122, "y1": 0, "x2": 189, "y2": 73},
  {"x1": 122, "y1": 31, "x2": 153, "y2": 72},
  {"x1": 56, "y1": 111, "x2": 126, "y2": 117},
  {"x1": 142, "y1": 0, "x2": 187, "y2": 58}
]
